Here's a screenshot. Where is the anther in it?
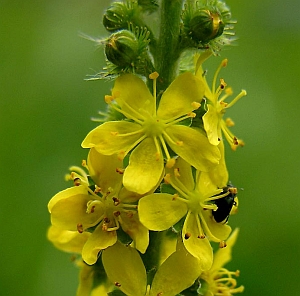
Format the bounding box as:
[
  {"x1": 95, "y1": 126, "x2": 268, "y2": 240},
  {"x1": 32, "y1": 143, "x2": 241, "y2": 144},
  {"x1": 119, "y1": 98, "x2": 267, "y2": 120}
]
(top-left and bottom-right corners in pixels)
[
  {"x1": 113, "y1": 211, "x2": 121, "y2": 217},
  {"x1": 73, "y1": 177, "x2": 81, "y2": 186},
  {"x1": 219, "y1": 241, "x2": 227, "y2": 248},
  {"x1": 187, "y1": 112, "x2": 196, "y2": 118},
  {"x1": 164, "y1": 173, "x2": 171, "y2": 184},
  {"x1": 220, "y1": 78, "x2": 227, "y2": 89},
  {"x1": 166, "y1": 158, "x2": 175, "y2": 168},
  {"x1": 221, "y1": 59, "x2": 228, "y2": 67},
  {"x1": 174, "y1": 167, "x2": 180, "y2": 178},
  {"x1": 225, "y1": 118, "x2": 235, "y2": 127},
  {"x1": 172, "y1": 193, "x2": 179, "y2": 201},
  {"x1": 191, "y1": 101, "x2": 201, "y2": 110},
  {"x1": 117, "y1": 151, "x2": 126, "y2": 160},
  {"x1": 149, "y1": 72, "x2": 159, "y2": 80},
  {"x1": 176, "y1": 140, "x2": 183, "y2": 146},
  {"x1": 77, "y1": 223, "x2": 84, "y2": 233},
  {"x1": 114, "y1": 282, "x2": 121, "y2": 287},
  {"x1": 111, "y1": 131, "x2": 118, "y2": 136},
  {"x1": 184, "y1": 232, "x2": 191, "y2": 239},
  {"x1": 104, "y1": 95, "x2": 114, "y2": 104},
  {"x1": 198, "y1": 234, "x2": 206, "y2": 239},
  {"x1": 116, "y1": 167, "x2": 124, "y2": 174},
  {"x1": 112, "y1": 197, "x2": 120, "y2": 206}
]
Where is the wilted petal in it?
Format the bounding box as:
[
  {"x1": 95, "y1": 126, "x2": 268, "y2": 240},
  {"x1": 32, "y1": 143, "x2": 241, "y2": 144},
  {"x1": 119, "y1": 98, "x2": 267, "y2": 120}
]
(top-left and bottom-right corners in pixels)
[
  {"x1": 150, "y1": 238, "x2": 202, "y2": 296},
  {"x1": 102, "y1": 242, "x2": 147, "y2": 296},
  {"x1": 82, "y1": 224, "x2": 117, "y2": 265},
  {"x1": 157, "y1": 72, "x2": 204, "y2": 120},
  {"x1": 165, "y1": 125, "x2": 220, "y2": 172},
  {"x1": 138, "y1": 193, "x2": 187, "y2": 231},
  {"x1": 123, "y1": 138, "x2": 164, "y2": 194}
]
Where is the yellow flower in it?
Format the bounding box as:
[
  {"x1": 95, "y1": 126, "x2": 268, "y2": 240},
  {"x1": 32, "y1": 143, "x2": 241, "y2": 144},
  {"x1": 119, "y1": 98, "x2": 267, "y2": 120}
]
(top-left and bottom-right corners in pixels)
[
  {"x1": 101, "y1": 239, "x2": 202, "y2": 296},
  {"x1": 200, "y1": 228, "x2": 245, "y2": 296},
  {"x1": 138, "y1": 157, "x2": 232, "y2": 270},
  {"x1": 82, "y1": 72, "x2": 221, "y2": 194},
  {"x1": 48, "y1": 148, "x2": 149, "y2": 265},
  {"x1": 195, "y1": 52, "x2": 247, "y2": 150}
]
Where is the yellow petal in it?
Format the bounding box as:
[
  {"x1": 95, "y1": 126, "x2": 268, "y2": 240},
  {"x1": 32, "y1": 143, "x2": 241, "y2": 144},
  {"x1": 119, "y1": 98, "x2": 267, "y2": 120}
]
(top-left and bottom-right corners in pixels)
[
  {"x1": 87, "y1": 148, "x2": 123, "y2": 192},
  {"x1": 81, "y1": 121, "x2": 143, "y2": 156},
  {"x1": 120, "y1": 211, "x2": 149, "y2": 254},
  {"x1": 47, "y1": 225, "x2": 90, "y2": 254},
  {"x1": 157, "y1": 72, "x2": 204, "y2": 120},
  {"x1": 138, "y1": 193, "x2": 187, "y2": 231},
  {"x1": 202, "y1": 210, "x2": 232, "y2": 242},
  {"x1": 165, "y1": 125, "x2": 220, "y2": 172},
  {"x1": 182, "y1": 212, "x2": 213, "y2": 270},
  {"x1": 150, "y1": 238, "x2": 202, "y2": 296},
  {"x1": 48, "y1": 185, "x2": 87, "y2": 213},
  {"x1": 167, "y1": 157, "x2": 195, "y2": 192},
  {"x1": 203, "y1": 104, "x2": 221, "y2": 146},
  {"x1": 211, "y1": 228, "x2": 239, "y2": 272},
  {"x1": 82, "y1": 224, "x2": 117, "y2": 265},
  {"x1": 113, "y1": 73, "x2": 155, "y2": 118},
  {"x1": 50, "y1": 190, "x2": 104, "y2": 231},
  {"x1": 102, "y1": 242, "x2": 147, "y2": 296},
  {"x1": 123, "y1": 138, "x2": 164, "y2": 194}
]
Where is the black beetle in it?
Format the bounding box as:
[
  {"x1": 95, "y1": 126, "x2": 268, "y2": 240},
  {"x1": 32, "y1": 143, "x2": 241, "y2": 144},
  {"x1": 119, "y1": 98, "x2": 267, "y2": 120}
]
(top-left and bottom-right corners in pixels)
[{"x1": 212, "y1": 184, "x2": 237, "y2": 223}]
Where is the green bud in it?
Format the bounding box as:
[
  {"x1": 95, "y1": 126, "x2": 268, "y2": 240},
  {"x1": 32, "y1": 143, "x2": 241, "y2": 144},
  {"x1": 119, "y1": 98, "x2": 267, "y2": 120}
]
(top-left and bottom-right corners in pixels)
[
  {"x1": 103, "y1": 2, "x2": 129, "y2": 31},
  {"x1": 105, "y1": 30, "x2": 139, "y2": 68},
  {"x1": 189, "y1": 10, "x2": 225, "y2": 43}
]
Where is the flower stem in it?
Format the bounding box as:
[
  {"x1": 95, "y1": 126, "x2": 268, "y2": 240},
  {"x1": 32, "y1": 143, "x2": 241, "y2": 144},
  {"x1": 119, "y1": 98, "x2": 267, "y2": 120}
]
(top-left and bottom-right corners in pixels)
[{"x1": 155, "y1": 0, "x2": 184, "y2": 97}]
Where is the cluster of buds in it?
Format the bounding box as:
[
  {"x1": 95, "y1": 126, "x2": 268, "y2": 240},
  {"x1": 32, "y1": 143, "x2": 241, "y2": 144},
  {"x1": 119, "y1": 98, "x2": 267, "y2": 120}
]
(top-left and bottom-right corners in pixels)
[{"x1": 47, "y1": 0, "x2": 246, "y2": 295}]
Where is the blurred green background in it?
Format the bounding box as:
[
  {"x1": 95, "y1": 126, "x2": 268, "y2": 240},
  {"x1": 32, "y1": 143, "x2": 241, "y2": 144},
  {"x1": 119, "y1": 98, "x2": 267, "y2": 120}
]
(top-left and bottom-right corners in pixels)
[{"x1": 1, "y1": 0, "x2": 299, "y2": 295}]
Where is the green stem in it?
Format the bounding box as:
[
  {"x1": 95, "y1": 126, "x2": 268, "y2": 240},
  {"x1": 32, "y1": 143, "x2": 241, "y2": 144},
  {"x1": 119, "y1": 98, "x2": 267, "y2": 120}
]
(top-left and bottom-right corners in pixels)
[{"x1": 155, "y1": 0, "x2": 184, "y2": 97}]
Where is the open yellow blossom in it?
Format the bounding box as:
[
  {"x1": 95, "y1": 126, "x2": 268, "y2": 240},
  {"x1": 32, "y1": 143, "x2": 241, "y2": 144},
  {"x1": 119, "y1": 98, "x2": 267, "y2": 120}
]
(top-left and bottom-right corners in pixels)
[
  {"x1": 48, "y1": 148, "x2": 149, "y2": 265},
  {"x1": 195, "y1": 52, "x2": 247, "y2": 150},
  {"x1": 200, "y1": 228, "x2": 245, "y2": 296},
  {"x1": 82, "y1": 72, "x2": 221, "y2": 194},
  {"x1": 101, "y1": 239, "x2": 202, "y2": 296},
  {"x1": 138, "y1": 157, "x2": 232, "y2": 270}
]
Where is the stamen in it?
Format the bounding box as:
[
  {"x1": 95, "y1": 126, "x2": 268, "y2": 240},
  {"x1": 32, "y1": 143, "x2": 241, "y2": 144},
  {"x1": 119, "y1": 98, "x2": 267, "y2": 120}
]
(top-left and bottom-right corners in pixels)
[
  {"x1": 149, "y1": 72, "x2": 159, "y2": 114},
  {"x1": 225, "y1": 89, "x2": 247, "y2": 109},
  {"x1": 86, "y1": 200, "x2": 102, "y2": 214},
  {"x1": 212, "y1": 59, "x2": 227, "y2": 95},
  {"x1": 195, "y1": 214, "x2": 205, "y2": 238}
]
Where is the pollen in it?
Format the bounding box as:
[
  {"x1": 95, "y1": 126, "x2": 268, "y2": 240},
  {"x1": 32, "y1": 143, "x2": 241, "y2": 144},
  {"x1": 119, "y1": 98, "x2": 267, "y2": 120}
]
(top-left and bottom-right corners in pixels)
[
  {"x1": 117, "y1": 151, "x2": 126, "y2": 160},
  {"x1": 176, "y1": 140, "x2": 183, "y2": 146},
  {"x1": 164, "y1": 173, "x2": 171, "y2": 184}
]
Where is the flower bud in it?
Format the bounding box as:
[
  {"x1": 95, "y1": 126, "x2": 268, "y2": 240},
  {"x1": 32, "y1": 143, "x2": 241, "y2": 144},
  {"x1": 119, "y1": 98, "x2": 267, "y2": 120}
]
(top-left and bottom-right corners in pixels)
[
  {"x1": 189, "y1": 10, "x2": 225, "y2": 43},
  {"x1": 103, "y1": 2, "x2": 133, "y2": 31},
  {"x1": 105, "y1": 30, "x2": 139, "y2": 68}
]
